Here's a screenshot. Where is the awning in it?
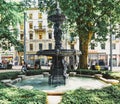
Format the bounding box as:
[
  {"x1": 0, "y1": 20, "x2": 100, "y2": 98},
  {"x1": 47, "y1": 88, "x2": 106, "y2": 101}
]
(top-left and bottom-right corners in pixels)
[{"x1": 88, "y1": 50, "x2": 98, "y2": 54}]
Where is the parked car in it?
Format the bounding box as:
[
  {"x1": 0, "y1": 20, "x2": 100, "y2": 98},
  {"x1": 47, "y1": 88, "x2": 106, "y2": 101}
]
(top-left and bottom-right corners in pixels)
[
  {"x1": 7, "y1": 64, "x2": 12, "y2": 69},
  {"x1": 0, "y1": 63, "x2": 6, "y2": 69},
  {"x1": 98, "y1": 60, "x2": 109, "y2": 70}
]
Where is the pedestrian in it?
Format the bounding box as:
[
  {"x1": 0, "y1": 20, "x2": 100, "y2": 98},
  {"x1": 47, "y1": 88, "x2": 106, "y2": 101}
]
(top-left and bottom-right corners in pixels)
[
  {"x1": 95, "y1": 63, "x2": 100, "y2": 71},
  {"x1": 21, "y1": 62, "x2": 27, "y2": 73},
  {"x1": 91, "y1": 60, "x2": 96, "y2": 70},
  {"x1": 34, "y1": 63, "x2": 37, "y2": 69}
]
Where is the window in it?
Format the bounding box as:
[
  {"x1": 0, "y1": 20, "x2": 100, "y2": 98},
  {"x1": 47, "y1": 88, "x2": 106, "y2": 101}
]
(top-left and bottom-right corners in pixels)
[
  {"x1": 20, "y1": 34, "x2": 24, "y2": 40},
  {"x1": 30, "y1": 44, "x2": 33, "y2": 51},
  {"x1": 101, "y1": 43, "x2": 105, "y2": 50},
  {"x1": 39, "y1": 34, "x2": 42, "y2": 39},
  {"x1": 48, "y1": 43, "x2": 52, "y2": 49},
  {"x1": 48, "y1": 33, "x2": 52, "y2": 39},
  {"x1": 39, "y1": 43, "x2": 42, "y2": 50},
  {"x1": 91, "y1": 43, "x2": 95, "y2": 50},
  {"x1": 29, "y1": 33, "x2": 33, "y2": 39},
  {"x1": 29, "y1": 22, "x2": 33, "y2": 29},
  {"x1": 113, "y1": 58, "x2": 117, "y2": 66},
  {"x1": 38, "y1": 13, "x2": 42, "y2": 19},
  {"x1": 29, "y1": 13, "x2": 33, "y2": 19},
  {"x1": 38, "y1": 22, "x2": 42, "y2": 28},
  {"x1": 112, "y1": 43, "x2": 116, "y2": 49}
]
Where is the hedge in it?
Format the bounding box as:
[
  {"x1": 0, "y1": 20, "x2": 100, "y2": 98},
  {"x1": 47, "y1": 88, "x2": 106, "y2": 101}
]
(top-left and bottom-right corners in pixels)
[
  {"x1": 0, "y1": 83, "x2": 47, "y2": 104},
  {"x1": 60, "y1": 85, "x2": 120, "y2": 104},
  {"x1": 0, "y1": 71, "x2": 22, "y2": 80}
]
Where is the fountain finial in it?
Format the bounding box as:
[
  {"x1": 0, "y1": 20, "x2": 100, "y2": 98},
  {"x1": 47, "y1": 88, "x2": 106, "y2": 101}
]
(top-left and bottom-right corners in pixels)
[
  {"x1": 56, "y1": 1, "x2": 61, "y2": 14},
  {"x1": 57, "y1": 1, "x2": 60, "y2": 9}
]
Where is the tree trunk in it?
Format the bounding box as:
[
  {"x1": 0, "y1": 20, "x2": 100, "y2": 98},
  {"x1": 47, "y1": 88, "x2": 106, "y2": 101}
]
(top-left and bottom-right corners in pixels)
[
  {"x1": 78, "y1": 31, "x2": 93, "y2": 69},
  {"x1": 79, "y1": 38, "x2": 89, "y2": 69},
  {"x1": 76, "y1": 17, "x2": 93, "y2": 69}
]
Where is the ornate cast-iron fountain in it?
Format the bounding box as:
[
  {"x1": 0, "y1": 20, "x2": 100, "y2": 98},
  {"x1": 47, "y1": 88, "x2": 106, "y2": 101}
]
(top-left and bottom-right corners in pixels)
[{"x1": 36, "y1": 2, "x2": 81, "y2": 85}]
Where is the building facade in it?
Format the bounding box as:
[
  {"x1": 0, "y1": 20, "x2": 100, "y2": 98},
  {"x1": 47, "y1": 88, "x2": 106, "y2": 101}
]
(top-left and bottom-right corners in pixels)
[
  {"x1": 17, "y1": 7, "x2": 54, "y2": 66},
  {"x1": 0, "y1": 47, "x2": 14, "y2": 65},
  {"x1": 1, "y1": 3, "x2": 119, "y2": 68},
  {"x1": 88, "y1": 38, "x2": 120, "y2": 67}
]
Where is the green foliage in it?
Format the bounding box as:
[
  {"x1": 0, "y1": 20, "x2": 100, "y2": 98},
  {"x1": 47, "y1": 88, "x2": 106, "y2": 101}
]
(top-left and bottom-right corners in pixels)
[
  {"x1": 60, "y1": 85, "x2": 120, "y2": 104},
  {"x1": 39, "y1": 0, "x2": 120, "y2": 69},
  {"x1": 25, "y1": 70, "x2": 43, "y2": 76},
  {"x1": 0, "y1": 70, "x2": 47, "y2": 104},
  {"x1": 103, "y1": 72, "x2": 120, "y2": 82},
  {"x1": 39, "y1": 0, "x2": 120, "y2": 40},
  {"x1": 0, "y1": 70, "x2": 49, "y2": 80},
  {"x1": 72, "y1": 69, "x2": 102, "y2": 75},
  {"x1": 0, "y1": 71, "x2": 21, "y2": 80},
  {"x1": 15, "y1": 42, "x2": 24, "y2": 52},
  {"x1": 0, "y1": 0, "x2": 24, "y2": 50},
  {"x1": 110, "y1": 72, "x2": 120, "y2": 78},
  {"x1": 0, "y1": 83, "x2": 7, "y2": 89},
  {"x1": 0, "y1": 84, "x2": 47, "y2": 104}
]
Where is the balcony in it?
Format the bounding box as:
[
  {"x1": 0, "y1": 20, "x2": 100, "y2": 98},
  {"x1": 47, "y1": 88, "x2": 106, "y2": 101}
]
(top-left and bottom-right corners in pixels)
[{"x1": 34, "y1": 26, "x2": 46, "y2": 32}]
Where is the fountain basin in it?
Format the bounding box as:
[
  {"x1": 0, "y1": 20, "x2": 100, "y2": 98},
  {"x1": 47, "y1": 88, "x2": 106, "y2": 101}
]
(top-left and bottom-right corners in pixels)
[
  {"x1": 12, "y1": 75, "x2": 110, "y2": 94},
  {"x1": 36, "y1": 49, "x2": 81, "y2": 56}
]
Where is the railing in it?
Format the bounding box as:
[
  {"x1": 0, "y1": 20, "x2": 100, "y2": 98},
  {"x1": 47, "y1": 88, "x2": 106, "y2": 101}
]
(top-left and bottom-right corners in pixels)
[{"x1": 34, "y1": 26, "x2": 46, "y2": 31}]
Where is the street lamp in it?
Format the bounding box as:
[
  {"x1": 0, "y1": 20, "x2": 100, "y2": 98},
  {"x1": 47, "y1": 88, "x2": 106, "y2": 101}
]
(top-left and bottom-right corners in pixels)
[
  {"x1": 110, "y1": 15, "x2": 112, "y2": 71},
  {"x1": 23, "y1": 11, "x2": 27, "y2": 63}
]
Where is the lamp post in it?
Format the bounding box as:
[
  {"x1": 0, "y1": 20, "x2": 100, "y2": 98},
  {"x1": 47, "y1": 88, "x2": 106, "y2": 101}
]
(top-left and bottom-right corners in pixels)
[
  {"x1": 110, "y1": 15, "x2": 112, "y2": 71},
  {"x1": 24, "y1": 11, "x2": 27, "y2": 63}
]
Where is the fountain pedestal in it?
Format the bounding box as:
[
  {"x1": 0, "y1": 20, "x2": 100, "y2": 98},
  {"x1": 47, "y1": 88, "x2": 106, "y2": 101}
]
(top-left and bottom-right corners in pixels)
[{"x1": 48, "y1": 55, "x2": 67, "y2": 84}]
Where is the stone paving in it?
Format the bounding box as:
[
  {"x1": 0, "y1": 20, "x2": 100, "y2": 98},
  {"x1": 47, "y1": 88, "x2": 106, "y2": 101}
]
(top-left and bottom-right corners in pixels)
[{"x1": 47, "y1": 96, "x2": 62, "y2": 104}]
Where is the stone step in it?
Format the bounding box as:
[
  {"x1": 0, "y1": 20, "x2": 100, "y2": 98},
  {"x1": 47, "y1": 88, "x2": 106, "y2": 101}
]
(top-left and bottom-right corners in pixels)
[{"x1": 47, "y1": 95, "x2": 62, "y2": 104}]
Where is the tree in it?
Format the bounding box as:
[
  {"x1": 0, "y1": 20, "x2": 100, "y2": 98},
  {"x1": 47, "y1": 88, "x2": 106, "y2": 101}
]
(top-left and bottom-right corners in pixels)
[
  {"x1": 39, "y1": 0, "x2": 120, "y2": 69},
  {"x1": 0, "y1": 0, "x2": 24, "y2": 51}
]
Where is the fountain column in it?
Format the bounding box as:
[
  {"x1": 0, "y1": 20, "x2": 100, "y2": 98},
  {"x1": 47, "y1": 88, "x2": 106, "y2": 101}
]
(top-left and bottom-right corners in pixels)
[{"x1": 36, "y1": 2, "x2": 81, "y2": 85}]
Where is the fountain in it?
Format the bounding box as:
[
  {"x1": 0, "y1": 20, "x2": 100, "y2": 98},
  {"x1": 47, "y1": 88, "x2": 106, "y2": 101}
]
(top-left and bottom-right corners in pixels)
[
  {"x1": 8, "y1": 3, "x2": 113, "y2": 95},
  {"x1": 36, "y1": 2, "x2": 81, "y2": 85}
]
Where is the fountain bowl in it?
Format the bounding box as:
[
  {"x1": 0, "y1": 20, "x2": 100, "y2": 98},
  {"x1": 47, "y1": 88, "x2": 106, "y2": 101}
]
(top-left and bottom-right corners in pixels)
[{"x1": 12, "y1": 74, "x2": 110, "y2": 94}]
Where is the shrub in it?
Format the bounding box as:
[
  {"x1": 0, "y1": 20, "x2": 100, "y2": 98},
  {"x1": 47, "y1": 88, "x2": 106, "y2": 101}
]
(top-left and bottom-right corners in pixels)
[
  {"x1": 102, "y1": 72, "x2": 120, "y2": 82},
  {"x1": 0, "y1": 72, "x2": 21, "y2": 80},
  {"x1": 73, "y1": 69, "x2": 102, "y2": 75},
  {"x1": 0, "y1": 83, "x2": 7, "y2": 89},
  {"x1": 25, "y1": 69, "x2": 50, "y2": 76},
  {"x1": 109, "y1": 72, "x2": 120, "y2": 82},
  {"x1": 25, "y1": 70, "x2": 43, "y2": 76},
  {"x1": 0, "y1": 83, "x2": 47, "y2": 104},
  {"x1": 0, "y1": 71, "x2": 47, "y2": 104},
  {"x1": 60, "y1": 85, "x2": 120, "y2": 104}
]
